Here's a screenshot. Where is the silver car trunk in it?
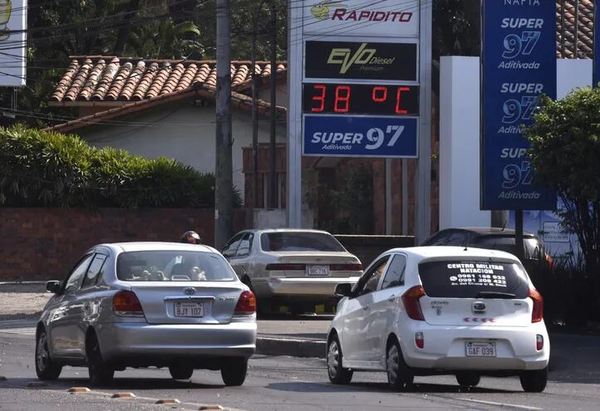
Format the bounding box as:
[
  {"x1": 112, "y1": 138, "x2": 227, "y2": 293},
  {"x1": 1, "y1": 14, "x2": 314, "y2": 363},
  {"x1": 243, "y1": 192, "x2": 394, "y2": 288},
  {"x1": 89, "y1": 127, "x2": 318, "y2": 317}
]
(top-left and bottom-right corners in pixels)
[
  {"x1": 128, "y1": 282, "x2": 244, "y2": 324},
  {"x1": 269, "y1": 252, "x2": 361, "y2": 278}
]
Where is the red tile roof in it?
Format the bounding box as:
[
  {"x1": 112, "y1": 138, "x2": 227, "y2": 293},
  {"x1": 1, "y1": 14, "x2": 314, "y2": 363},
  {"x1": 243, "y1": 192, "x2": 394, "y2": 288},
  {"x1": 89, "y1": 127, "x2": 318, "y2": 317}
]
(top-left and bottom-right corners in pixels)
[
  {"x1": 557, "y1": 0, "x2": 594, "y2": 59},
  {"x1": 50, "y1": 57, "x2": 286, "y2": 104}
]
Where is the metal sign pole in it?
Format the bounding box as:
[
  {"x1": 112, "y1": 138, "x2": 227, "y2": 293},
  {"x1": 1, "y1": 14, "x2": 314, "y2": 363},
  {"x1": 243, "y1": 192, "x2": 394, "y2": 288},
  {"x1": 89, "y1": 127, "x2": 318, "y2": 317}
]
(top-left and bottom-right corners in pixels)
[
  {"x1": 286, "y1": 0, "x2": 303, "y2": 228},
  {"x1": 416, "y1": 0, "x2": 432, "y2": 243}
]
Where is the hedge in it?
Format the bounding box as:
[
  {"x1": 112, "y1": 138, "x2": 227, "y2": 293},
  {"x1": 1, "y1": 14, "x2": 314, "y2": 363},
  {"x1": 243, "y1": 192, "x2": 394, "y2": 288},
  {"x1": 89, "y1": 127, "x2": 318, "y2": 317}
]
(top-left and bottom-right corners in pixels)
[{"x1": 0, "y1": 126, "x2": 241, "y2": 208}]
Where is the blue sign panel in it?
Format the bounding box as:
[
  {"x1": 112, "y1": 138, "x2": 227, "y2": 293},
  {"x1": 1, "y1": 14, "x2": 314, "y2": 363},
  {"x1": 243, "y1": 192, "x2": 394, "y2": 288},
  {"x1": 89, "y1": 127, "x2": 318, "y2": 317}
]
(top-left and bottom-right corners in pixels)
[
  {"x1": 303, "y1": 115, "x2": 418, "y2": 158},
  {"x1": 482, "y1": 0, "x2": 557, "y2": 210}
]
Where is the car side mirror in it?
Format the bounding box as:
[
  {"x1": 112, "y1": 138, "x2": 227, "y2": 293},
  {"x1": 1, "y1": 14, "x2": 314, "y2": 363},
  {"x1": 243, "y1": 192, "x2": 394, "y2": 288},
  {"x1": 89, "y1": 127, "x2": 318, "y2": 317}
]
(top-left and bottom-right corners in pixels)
[
  {"x1": 335, "y1": 283, "x2": 353, "y2": 297},
  {"x1": 46, "y1": 280, "x2": 61, "y2": 294}
]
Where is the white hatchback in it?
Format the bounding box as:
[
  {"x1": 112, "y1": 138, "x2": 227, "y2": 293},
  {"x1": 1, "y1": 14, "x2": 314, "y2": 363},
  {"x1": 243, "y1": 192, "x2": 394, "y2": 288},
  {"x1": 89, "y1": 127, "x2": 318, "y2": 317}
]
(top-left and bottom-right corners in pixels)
[{"x1": 326, "y1": 246, "x2": 549, "y2": 392}]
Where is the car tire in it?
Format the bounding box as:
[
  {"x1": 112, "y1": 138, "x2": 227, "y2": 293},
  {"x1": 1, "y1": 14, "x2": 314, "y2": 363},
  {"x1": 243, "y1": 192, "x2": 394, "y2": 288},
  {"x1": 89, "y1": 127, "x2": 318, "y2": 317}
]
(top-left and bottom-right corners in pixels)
[
  {"x1": 242, "y1": 277, "x2": 266, "y2": 316},
  {"x1": 169, "y1": 364, "x2": 194, "y2": 380},
  {"x1": 456, "y1": 372, "x2": 480, "y2": 388},
  {"x1": 327, "y1": 334, "x2": 353, "y2": 385},
  {"x1": 221, "y1": 358, "x2": 248, "y2": 386},
  {"x1": 520, "y1": 367, "x2": 548, "y2": 393},
  {"x1": 386, "y1": 339, "x2": 414, "y2": 392},
  {"x1": 35, "y1": 328, "x2": 62, "y2": 380},
  {"x1": 87, "y1": 333, "x2": 114, "y2": 386}
]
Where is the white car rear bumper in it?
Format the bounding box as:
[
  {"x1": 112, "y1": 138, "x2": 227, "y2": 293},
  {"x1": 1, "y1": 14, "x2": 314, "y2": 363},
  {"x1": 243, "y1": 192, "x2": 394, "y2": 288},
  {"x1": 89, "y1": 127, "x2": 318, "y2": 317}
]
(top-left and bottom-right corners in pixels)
[
  {"x1": 262, "y1": 276, "x2": 361, "y2": 297},
  {"x1": 399, "y1": 322, "x2": 550, "y2": 371}
]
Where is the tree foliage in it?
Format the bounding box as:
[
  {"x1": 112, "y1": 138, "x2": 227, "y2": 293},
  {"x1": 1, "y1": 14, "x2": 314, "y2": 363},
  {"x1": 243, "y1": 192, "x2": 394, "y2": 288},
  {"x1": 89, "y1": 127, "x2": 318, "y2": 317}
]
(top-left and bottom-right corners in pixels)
[
  {"x1": 523, "y1": 88, "x2": 600, "y2": 273},
  {"x1": 0, "y1": 125, "x2": 241, "y2": 208}
]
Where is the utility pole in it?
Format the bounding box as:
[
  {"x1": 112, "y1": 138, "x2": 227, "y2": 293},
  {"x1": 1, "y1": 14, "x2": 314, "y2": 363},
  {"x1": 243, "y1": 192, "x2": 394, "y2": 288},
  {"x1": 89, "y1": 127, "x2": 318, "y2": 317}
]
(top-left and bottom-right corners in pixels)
[
  {"x1": 268, "y1": 0, "x2": 278, "y2": 209},
  {"x1": 215, "y1": 0, "x2": 233, "y2": 248},
  {"x1": 251, "y1": 5, "x2": 259, "y2": 211}
]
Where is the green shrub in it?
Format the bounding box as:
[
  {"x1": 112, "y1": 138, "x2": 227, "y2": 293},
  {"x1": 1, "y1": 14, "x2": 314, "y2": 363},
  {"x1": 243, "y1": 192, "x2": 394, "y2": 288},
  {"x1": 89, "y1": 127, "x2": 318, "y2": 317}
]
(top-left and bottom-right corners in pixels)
[{"x1": 0, "y1": 125, "x2": 239, "y2": 208}]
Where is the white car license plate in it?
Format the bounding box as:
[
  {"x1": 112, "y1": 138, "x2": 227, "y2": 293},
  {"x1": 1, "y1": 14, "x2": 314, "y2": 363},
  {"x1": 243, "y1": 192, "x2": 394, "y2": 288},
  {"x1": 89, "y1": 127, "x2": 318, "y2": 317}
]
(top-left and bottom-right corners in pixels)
[
  {"x1": 307, "y1": 265, "x2": 329, "y2": 276},
  {"x1": 174, "y1": 302, "x2": 204, "y2": 317},
  {"x1": 465, "y1": 341, "x2": 496, "y2": 357}
]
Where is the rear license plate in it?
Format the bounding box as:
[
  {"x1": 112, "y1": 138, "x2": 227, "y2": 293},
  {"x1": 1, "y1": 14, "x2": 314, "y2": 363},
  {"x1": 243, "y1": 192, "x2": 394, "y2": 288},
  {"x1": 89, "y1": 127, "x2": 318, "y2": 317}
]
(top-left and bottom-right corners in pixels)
[
  {"x1": 174, "y1": 302, "x2": 204, "y2": 317},
  {"x1": 307, "y1": 265, "x2": 329, "y2": 276},
  {"x1": 465, "y1": 341, "x2": 496, "y2": 357}
]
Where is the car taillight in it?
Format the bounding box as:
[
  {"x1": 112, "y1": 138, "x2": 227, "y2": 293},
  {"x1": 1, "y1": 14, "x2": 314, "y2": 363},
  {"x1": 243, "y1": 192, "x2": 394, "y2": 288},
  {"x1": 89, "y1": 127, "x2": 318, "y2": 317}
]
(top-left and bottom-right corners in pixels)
[
  {"x1": 402, "y1": 285, "x2": 426, "y2": 321},
  {"x1": 536, "y1": 334, "x2": 544, "y2": 351},
  {"x1": 265, "y1": 263, "x2": 306, "y2": 271},
  {"x1": 234, "y1": 290, "x2": 256, "y2": 315},
  {"x1": 330, "y1": 263, "x2": 363, "y2": 271},
  {"x1": 415, "y1": 332, "x2": 424, "y2": 349},
  {"x1": 529, "y1": 288, "x2": 544, "y2": 323},
  {"x1": 113, "y1": 290, "x2": 144, "y2": 316}
]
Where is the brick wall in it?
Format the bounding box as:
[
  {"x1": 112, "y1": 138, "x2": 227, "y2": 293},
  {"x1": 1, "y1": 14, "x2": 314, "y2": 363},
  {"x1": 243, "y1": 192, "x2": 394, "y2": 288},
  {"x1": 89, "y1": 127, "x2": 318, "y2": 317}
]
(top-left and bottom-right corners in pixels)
[{"x1": 0, "y1": 208, "x2": 248, "y2": 280}]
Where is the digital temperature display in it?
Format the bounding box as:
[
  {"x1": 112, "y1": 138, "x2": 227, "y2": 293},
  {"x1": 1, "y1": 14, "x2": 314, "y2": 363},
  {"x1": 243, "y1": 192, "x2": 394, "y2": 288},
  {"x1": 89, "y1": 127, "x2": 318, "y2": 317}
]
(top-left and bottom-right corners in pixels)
[{"x1": 302, "y1": 83, "x2": 419, "y2": 116}]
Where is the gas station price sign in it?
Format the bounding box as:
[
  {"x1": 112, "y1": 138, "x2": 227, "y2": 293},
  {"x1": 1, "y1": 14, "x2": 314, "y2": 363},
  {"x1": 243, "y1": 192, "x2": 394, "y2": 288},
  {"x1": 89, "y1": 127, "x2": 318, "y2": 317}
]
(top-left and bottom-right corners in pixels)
[{"x1": 302, "y1": 83, "x2": 419, "y2": 116}]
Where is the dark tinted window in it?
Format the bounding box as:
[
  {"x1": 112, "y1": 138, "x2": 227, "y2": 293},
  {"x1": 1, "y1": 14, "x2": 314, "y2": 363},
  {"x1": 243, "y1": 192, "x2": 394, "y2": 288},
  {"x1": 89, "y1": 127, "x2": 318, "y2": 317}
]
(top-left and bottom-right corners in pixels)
[
  {"x1": 475, "y1": 236, "x2": 541, "y2": 260},
  {"x1": 81, "y1": 254, "x2": 108, "y2": 289},
  {"x1": 356, "y1": 256, "x2": 390, "y2": 296},
  {"x1": 65, "y1": 254, "x2": 94, "y2": 293},
  {"x1": 117, "y1": 251, "x2": 236, "y2": 282},
  {"x1": 422, "y1": 230, "x2": 451, "y2": 246},
  {"x1": 236, "y1": 233, "x2": 254, "y2": 257},
  {"x1": 222, "y1": 233, "x2": 244, "y2": 257},
  {"x1": 418, "y1": 260, "x2": 529, "y2": 298},
  {"x1": 380, "y1": 255, "x2": 406, "y2": 290},
  {"x1": 261, "y1": 232, "x2": 345, "y2": 252},
  {"x1": 446, "y1": 231, "x2": 469, "y2": 246}
]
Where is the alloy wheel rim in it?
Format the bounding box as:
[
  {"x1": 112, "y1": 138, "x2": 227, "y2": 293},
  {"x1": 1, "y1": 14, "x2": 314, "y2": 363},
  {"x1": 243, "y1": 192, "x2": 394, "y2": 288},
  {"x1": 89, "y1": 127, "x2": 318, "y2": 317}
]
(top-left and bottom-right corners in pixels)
[
  {"x1": 36, "y1": 333, "x2": 49, "y2": 372},
  {"x1": 327, "y1": 341, "x2": 340, "y2": 378},
  {"x1": 387, "y1": 344, "x2": 399, "y2": 384}
]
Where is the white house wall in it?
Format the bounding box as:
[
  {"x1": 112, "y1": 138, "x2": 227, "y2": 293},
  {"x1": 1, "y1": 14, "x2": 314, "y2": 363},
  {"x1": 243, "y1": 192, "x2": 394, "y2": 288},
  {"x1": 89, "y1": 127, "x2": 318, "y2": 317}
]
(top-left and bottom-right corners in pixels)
[
  {"x1": 77, "y1": 100, "x2": 287, "y2": 200},
  {"x1": 439, "y1": 56, "x2": 592, "y2": 229}
]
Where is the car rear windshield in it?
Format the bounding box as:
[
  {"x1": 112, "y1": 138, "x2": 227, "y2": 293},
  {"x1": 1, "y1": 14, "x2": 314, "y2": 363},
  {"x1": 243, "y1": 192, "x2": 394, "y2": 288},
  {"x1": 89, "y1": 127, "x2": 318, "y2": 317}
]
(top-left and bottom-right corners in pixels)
[
  {"x1": 117, "y1": 251, "x2": 236, "y2": 282},
  {"x1": 475, "y1": 236, "x2": 541, "y2": 260},
  {"x1": 261, "y1": 232, "x2": 345, "y2": 252},
  {"x1": 418, "y1": 260, "x2": 530, "y2": 298}
]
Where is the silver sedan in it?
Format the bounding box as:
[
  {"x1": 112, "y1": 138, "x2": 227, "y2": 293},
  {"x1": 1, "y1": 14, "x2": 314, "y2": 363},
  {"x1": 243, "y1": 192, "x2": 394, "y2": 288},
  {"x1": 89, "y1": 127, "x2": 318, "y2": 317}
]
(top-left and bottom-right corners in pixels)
[
  {"x1": 35, "y1": 242, "x2": 257, "y2": 386},
  {"x1": 221, "y1": 229, "x2": 363, "y2": 312}
]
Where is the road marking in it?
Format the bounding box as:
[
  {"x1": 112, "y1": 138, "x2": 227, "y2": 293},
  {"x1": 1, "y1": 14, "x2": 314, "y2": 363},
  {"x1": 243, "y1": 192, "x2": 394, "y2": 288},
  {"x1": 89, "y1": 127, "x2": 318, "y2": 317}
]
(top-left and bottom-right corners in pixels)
[
  {"x1": 111, "y1": 392, "x2": 136, "y2": 399},
  {"x1": 68, "y1": 387, "x2": 91, "y2": 393},
  {"x1": 459, "y1": 398, "x2": 543, "y2": 410},
  {"x1": 156, "y1": 398, "x2": 181, "y2": 404}
]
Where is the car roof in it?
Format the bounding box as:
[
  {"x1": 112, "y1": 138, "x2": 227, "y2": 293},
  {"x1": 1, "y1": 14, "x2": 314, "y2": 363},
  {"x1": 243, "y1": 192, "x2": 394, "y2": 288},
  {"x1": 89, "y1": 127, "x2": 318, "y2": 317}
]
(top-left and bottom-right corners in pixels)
[
  {"x1": 246, "y1": 228, "x2": 336, "y2": 235},
  {"x1": 386, "y1": 246, "x2": 521, "y2": 262},
  {"x1": 96, "y1": 242, "x2": 218, "y2": 254},
  {"x1": 441, "y1": 227, "x2": 536, "y2": 237}
]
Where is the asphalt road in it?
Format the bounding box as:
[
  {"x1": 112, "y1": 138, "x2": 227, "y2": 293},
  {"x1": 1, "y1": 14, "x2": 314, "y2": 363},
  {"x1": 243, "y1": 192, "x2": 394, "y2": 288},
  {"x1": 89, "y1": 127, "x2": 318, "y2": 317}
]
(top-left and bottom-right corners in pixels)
[{"x1": 2, "y1": 331, "x2": 600, "y2": 411}]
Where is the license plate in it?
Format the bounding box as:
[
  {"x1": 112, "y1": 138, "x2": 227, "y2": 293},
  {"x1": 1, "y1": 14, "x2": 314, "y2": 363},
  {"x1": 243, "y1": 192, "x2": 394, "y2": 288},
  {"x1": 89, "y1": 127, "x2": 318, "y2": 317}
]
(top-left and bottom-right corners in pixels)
[
  {"x1": 174, "y1": 302, "x2": 204, "y2": 317},
  {"x1": 307, "y1": 265, "x2": 329, "y2": 276},
  {"x1": 465, "y1": 341, "x2": 496, "y2": 357}
]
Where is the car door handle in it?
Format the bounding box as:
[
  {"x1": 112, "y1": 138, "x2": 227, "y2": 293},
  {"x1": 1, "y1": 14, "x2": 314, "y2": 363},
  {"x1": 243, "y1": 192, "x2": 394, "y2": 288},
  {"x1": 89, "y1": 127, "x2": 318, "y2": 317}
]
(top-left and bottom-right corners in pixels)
[
  {"x1": 388, "y1": 295, "x2": 396, "y2": 302},
  {"x1": 362, "y1": 305, "x2": 370, "y2": 310}
]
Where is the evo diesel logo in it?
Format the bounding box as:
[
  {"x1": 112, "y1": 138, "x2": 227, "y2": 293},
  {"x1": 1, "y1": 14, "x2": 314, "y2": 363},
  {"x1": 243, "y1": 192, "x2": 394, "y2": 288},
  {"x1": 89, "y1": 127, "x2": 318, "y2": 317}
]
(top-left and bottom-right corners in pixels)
[
  {"x1": 305, "y1": 40, "x2": 417, "y2": 81},
  {"x1": 327, "y1": 43, "x2": 396, "y2": 74}
]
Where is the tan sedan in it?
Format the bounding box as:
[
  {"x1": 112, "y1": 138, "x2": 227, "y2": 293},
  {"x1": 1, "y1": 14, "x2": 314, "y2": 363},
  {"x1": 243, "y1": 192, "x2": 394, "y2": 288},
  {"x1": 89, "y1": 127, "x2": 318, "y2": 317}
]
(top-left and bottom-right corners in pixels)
[{"x1": 221, "y1": 229, "x2": 363, "y2": 313}]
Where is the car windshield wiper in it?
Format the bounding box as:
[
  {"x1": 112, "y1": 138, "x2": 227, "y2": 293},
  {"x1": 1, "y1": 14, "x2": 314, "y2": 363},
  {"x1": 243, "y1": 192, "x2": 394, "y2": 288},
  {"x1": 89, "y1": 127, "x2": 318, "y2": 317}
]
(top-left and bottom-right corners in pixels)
[{"x1": 476, "y1": 291, "x2": 517, "y2": 299}]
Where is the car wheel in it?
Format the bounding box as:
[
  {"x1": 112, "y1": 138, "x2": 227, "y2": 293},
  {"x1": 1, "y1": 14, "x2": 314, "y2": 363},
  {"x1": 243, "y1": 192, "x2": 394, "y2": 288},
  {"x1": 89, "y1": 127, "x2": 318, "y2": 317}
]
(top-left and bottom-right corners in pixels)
[
  {"x1": 327, "y1": 335, "x2": 353, "y2": 385},
  {"x1": 242, "y1": 277, "x2": 266, "y2": 315},
  {"x1": 221, "y1": 358, "x2": 248, "y2": 386},
  {"x1": 169, "y1": 364, "x2": 194, "y2": 380},
  {"x1": 520, "y1": 367, "x2": 548, "y2": 393},
  {"x1": 35, "y1": 328, "x2": 62, "y2": 380},
  {"x1": 386, "y1": 339, "x2": 414, "y2": 391},
  {"x1": 456, "y1": 372, "x2": 480, "y2": 388},
  {"x1": 87, "y1": 333, "x2": 114, "y2": 386}
]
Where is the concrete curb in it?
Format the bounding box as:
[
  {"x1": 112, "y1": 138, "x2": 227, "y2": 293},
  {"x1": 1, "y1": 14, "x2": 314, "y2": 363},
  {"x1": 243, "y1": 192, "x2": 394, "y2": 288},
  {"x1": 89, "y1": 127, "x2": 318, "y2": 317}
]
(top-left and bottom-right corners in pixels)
[{"x1": 256, "y1": 336, "x2": 326, "y2": 359}]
